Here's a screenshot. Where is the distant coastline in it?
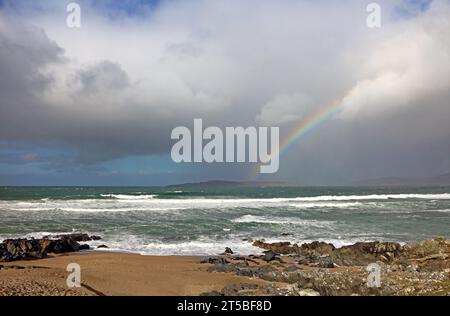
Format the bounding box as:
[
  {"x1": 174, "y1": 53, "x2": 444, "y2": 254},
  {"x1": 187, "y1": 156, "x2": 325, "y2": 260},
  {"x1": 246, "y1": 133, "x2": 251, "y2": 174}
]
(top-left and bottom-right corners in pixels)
[
  {"x1": 1, "y1": 172, "x2": 449, "y2": 188},
  {"x1": 166, "y1": 180, "x2": 290, "y2": 188}
]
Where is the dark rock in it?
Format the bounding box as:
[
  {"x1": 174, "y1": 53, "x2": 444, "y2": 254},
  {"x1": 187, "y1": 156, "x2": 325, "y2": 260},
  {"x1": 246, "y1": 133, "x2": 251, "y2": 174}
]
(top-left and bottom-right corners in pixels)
[
  {"x1": 0, "y1": 239, "x2": 46, "y2": 261},
  {"x1": 229, "y1": 256, "x2": 260, "y2": 265},
  {"x1": 200, "y1": 256, "x2": 229, "y2": 265},
  {"x1": 224, "y1": 247, "x2": 234, "y2": 254},
  {"x1": 298, "y1": 241, "x2": 336, "y2": 256},
  {"x1": 208, "y1": 263, "x2": 237, "y2": 273},
  {"x1": 236, "y1": 265, "x2": 280, "y2": 281},
  {"x1": 38, "y1": 238, "x2": 55, "y2": 253},
  {"x1": 51, "y1": 233, "x2": 102, "y2": 242},
  {"x1": 52, "y1": 238, "x2": 80, "y2": 253},
  {"x1": 54, "y1": 233, "x2": 91, "y2": 242},
  {"x1": 297, "y1": 255, "x2": 320, "y2": 265},
  {"x1": 26, "y1": 251, "x2": 46, "y2": 260},
  {"x1": 253, "y1": 240, "x2": 293, "y2": 254},
  {"x1": 79, "y1": 244, "x2": 90, "y2": 250},
  {"x1": 262, "y1": 250, "x2": 277, "y2": 262},
  {"x1": 97, "y1": 244, "x2": 109, "y2": 249},
  {"x1": 0, "y1": 234, "x2": 95, "y2": 262},
  {"x1": 0, "y1": 255, "x2": 11, "y2": 262}
]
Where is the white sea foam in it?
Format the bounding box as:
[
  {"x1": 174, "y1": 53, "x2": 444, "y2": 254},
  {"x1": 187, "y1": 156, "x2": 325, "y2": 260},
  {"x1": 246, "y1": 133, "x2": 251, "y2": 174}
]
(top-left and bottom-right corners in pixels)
[
  {"x1": 290, "y1": 202, "x2": 363, "y2": 208},
  {"x1": 287, "y1": 193, "x2": 450, "y2": 201},
  {"x1": 0, "y1": 199, "x2": 189, "y2": 212},
  {"x1": 85, "y1": 235, "x2": 263, "y2": 256},
  {"x1": 0, "y1": 193, "x2": 448, "y2": 213},
  {"x1": 55, "y1": 207, "x2": 185, "y2": 213},
  {"x1": 0, "y1": 230, "x2": 87, "y2": 241},
  {"x1": 100, "y1": 194, "x2": 157, "y2": 200},
  {"x1": 429, "y1": 209, "x2": 450, "y2": 213},
  {"x1": 232, "y1": 215, "x2": 334, "y2": 228},
  {"x1": 113, "y1": 192, "x2": 450, "y2": 203},
  {"x1": 83, "y1": 236, "x2": 402, "y2": 256}
]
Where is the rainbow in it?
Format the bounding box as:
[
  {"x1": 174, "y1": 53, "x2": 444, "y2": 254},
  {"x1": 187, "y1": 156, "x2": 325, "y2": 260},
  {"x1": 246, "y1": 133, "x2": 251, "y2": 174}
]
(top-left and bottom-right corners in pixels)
[{"x1": 249, "y1": 96, "x2": 345, "y2": 179}]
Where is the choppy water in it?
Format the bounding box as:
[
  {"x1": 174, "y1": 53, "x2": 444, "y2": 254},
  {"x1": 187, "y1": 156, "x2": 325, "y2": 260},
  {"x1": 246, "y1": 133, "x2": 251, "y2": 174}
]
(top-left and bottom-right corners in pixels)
[{"x1": 0, "y1": 186, "x2": 449, "y2": 255}]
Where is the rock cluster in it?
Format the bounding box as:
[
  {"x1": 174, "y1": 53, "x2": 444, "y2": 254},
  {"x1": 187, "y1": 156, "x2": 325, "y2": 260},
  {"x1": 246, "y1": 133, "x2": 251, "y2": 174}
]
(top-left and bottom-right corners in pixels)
[
  {"x1": 252, "y1": 239, "x2": 404, "y2": 266},
  {"x1": 0, "y1": 234, "x2": 100, "y2": 262},
  {"x1": 201, "y1": 238, "x2": 450, "y2": 296}
]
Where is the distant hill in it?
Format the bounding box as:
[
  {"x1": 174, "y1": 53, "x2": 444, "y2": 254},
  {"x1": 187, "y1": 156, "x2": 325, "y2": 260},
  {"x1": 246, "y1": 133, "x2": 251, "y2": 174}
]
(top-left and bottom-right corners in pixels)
[
  {"x1": 356, "y1": 172, "x2": 450, "y2": 186},
  {"x1": 166, "y1": 180, "x2": 289, "y2": 188}
]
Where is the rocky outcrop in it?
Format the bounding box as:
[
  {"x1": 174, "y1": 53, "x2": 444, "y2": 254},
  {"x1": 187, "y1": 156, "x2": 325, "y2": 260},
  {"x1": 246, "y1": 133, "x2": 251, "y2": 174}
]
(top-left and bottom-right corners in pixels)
[
  {"x1": 51, "y1": 233, "x2": 101, "y2": 242},
  {"x1": 203, "y1": 238, "x2": 450, "y2": 296},
  {"x1": 0, "y1": 239, "x2": 46, "y2": 262},
  {"x1": 252, "y1": 241, "x2": 294, "y2": 255},
  {"x1": 330, "y1": 241, "x2": 403, "y2": 266},
  {"x1": 252, "y1": 239, "x2": 402, "y2": 266},
  {"x1": 0, "y1": 234, "x2": 101, "y2": 262},
  {"x1": 401, "y1": 237, "x2": 450, "y2": 258},
  {"x1": 297, "y1": 241, "x2": 336, "y2": 256}
]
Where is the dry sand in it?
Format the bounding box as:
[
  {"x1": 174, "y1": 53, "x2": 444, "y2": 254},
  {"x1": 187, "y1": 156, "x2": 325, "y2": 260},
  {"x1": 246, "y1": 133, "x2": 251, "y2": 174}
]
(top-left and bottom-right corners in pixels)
[{"x1": 0, "y1": 251, "x2": 268, "y2": 296}]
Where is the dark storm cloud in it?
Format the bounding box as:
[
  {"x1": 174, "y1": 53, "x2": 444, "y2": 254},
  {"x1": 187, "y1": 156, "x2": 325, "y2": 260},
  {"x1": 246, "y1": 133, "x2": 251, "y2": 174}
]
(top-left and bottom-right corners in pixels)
[
  {"x1": 0, "y1": 14, "x2": 206, "y2": 163},
  {"x1": 0, "y1": 16, "x2": 62, "y2": 104}
]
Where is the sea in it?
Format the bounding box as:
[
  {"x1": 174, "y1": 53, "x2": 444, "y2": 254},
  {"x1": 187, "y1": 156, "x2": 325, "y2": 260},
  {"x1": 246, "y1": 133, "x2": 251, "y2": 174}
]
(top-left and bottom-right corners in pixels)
[{"x1": 0, "y1": 186, "x2": 449, "y2": 255}]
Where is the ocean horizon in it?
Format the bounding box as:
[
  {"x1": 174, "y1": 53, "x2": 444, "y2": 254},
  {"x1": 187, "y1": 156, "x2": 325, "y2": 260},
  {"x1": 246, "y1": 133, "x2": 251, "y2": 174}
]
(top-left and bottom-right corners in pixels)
[{"x1": 1, "y1": 185, "x2": 449, "y2": 256}]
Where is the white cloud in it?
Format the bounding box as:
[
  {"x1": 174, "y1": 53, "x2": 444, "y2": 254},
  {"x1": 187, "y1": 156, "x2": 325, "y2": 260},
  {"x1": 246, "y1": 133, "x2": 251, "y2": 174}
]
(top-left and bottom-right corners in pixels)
[
  {"x1": 340, "y1": 3, "x2": 450, "y2": 119},
  {"x1": 257, "y1": 93, "x2": 312, "y2": 126}
]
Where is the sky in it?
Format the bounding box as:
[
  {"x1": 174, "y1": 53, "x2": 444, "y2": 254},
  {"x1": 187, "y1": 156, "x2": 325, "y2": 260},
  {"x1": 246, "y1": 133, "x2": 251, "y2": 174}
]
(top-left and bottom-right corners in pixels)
[{"x1": 0, "y1": 0, "x2": 449, "y2": 186}]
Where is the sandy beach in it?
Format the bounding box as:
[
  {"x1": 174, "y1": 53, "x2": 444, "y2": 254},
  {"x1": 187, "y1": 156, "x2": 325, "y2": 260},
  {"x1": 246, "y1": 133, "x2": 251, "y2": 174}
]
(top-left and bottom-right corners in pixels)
[{"x1": 0, "y1": 252, "x2": 271, "y2": 296}]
